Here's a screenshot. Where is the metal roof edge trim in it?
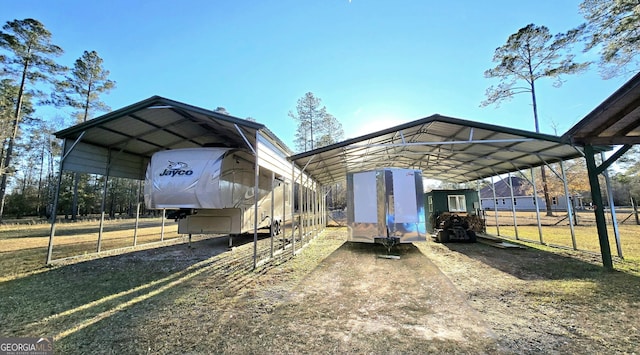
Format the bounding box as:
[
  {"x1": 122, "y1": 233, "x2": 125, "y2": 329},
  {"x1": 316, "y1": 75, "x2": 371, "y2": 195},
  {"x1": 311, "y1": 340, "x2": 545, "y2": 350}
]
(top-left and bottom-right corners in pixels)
[
  {"x1": 259, "y1": 126, "x2": 294, "y2": 155},
  {"x1": 562, "y1": 71, "x2": 640, "y2": 140}
]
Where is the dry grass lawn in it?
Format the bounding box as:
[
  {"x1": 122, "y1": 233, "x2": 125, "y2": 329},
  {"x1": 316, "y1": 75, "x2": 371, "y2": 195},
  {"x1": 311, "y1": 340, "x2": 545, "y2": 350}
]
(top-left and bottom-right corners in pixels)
[{"x1": 0, "y1": 219, "x2": 639, "y2": 353}]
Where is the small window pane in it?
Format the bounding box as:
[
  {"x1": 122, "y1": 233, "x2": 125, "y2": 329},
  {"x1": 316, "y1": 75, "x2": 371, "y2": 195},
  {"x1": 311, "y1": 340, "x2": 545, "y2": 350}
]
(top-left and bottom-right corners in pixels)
[{"x1": 448, "y1": 195, "x2": 467, "y2": 212}]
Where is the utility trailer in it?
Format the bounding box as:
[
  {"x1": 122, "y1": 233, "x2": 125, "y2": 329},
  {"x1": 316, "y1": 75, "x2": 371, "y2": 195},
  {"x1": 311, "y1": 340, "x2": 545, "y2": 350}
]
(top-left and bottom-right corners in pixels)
[
  {"x1": 346, "y1": 168, "x2": 426, "y2": 246},
  {"x1": 144, "y1": 147, "x2": 291, "y2": 236}
]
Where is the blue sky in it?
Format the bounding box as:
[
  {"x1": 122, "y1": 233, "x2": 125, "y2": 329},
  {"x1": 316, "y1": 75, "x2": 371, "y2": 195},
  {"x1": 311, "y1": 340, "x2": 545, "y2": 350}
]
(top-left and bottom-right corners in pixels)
[{"x1": 3, "y1": 0, "x2": 635, "y2": 150}]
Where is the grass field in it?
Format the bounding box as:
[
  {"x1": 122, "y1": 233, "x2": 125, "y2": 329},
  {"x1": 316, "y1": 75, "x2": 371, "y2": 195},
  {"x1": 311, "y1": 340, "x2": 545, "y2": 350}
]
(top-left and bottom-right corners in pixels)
[
  {"x1": 0, "y1": 223, "x2": 639, "y2": 353},
  {"x1": 0, "y1": 218, "x2": 181, "y2": 280},
  {"x1": 483, "y1": 210, "x2": 640, "y2": 269}
]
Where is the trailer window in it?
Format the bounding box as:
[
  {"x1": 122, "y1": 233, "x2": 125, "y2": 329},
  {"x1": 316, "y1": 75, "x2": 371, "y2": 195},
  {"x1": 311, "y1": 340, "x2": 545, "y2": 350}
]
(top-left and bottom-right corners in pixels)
[{"x1": 448, "y1": 195, "x2": 466, "y2": 212}]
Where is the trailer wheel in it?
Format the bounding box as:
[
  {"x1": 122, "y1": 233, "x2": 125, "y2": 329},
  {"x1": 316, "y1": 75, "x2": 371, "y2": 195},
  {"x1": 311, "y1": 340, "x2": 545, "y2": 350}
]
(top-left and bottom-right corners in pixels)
[
  {"x1": 437, "y1": 229, "x2": 450, "y2": 243},
  {"x1": 272, "y1": 221, "x2": 280, "y2": 236},
  {"x1": 467, "y1": 230, "x2": 477, "y2": 243}
]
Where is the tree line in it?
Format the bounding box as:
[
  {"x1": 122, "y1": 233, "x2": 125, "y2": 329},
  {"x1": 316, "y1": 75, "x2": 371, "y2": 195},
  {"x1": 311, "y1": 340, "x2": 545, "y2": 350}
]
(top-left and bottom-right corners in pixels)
[{"x1": 0, "y1": 18, "x2": 115, "y2": 222}]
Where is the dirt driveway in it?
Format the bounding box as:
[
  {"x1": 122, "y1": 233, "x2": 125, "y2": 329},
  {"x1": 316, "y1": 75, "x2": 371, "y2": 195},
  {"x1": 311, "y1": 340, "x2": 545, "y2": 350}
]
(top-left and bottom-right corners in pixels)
[{"x1": 241, "y1": 242, "x2": 498, "y2": 353}]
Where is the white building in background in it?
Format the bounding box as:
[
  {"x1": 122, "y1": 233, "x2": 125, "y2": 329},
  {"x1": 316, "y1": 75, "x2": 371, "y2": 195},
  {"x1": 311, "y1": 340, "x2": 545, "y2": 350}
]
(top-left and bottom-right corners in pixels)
[{"x1": 479, "y1": 176, "x2": 585, "y2": 212}]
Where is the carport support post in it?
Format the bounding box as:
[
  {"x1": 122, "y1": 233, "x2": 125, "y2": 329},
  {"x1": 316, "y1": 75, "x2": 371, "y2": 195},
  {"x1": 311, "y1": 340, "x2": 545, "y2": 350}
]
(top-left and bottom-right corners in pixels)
[
  {"x1": 475, "y1": 179, "x2": 481, "y2": 213},
  {"x1": 291, "y1": 164, "x2": 296, "y2": 253},
  {"x1": 507, "y1": 172, "x2": 519, "y2": 239},
  {"x1": 303, "y1": 180, "x2": 308, "y2": 241},
  {"x1": 133, "y1": 180, "x2": 141, "y2": 246},
  {"x1": 560, "y1": 161, "x2": 577, "y2": 250},
  {"x1": 311, "y1": 181, "x2": 316, "y2": 233},
  {"x1": 584, "y1": 145, "x2": 613, "y2": 269},
  {"x1": 323, "y1": 185, "x2": 327, "y2": 227},
  {"x1": 529, "y1": 168, "x2": 544, "y2": 244},
  {"x1": 270, "y1": 171, "x2": 275, "y2": 259},
  {"x1": 601, "y1": 152, "x2": 623, "y2": 258},
  {"x1": 298, "y1": 172, "x2": 304, "y2": 248},
  {"x1": 46, "y1": 141, "x2": 67, "y2": 265},
  {"x1": 313, "y1": 180, "x2": 317, "y2": 233},
  {"x1": 320, "y1": 185, "x2": 327, "y2": 229},
  {"x1": 320, "y1": 185, "x2": 324, "y2": 227},
  {"x1": 282, "y1": 175, "x2": 287, "y2": 250},
  {"x1": 46, "y1": 134, "x2": 86, "y2": 264},
  {"x1": 97, "y1": 171, "x2": 110, "y2": 253},
  {"x1": 253, "y1": 143, "x2": 260, "y2": 270},
  {"x1": 161, "y1": 208, "x2": 165, "y2": 241},
  {"x1": 46, "y1": 169, "x2": 64, "y2": 264},
  {"x1": 491, "y1": 176, "x2": 500, "y2": 236},
  {"x1": 319, "y1": 183, "x2": 323, "y2": 227},
  {"x1": 318, "y1": 182, "x2": 322, "y2": 229},
  {"x1": 134, "y1": 201, "x2": 140, "y2": 246}
]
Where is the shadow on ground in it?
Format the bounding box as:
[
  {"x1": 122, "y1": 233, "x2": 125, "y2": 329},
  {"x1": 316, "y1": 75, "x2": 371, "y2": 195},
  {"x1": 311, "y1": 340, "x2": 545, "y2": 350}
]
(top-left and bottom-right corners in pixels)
[
  {"x1": 435, "y1": 238, "x2": 623, "y2": 281},
  {"x1": 0, "y1": 233, "x2": 263, "y2": 337}
]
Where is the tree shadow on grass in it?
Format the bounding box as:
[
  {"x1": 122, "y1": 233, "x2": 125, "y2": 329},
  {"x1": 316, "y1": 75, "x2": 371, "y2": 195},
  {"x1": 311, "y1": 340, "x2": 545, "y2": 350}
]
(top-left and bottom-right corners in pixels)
[
  {"x1": 437, "y1": 240, "x2": 618, "y2": 280},
  {"x1": 0, "y1": 233, "x2": 268, "y2": 338}
]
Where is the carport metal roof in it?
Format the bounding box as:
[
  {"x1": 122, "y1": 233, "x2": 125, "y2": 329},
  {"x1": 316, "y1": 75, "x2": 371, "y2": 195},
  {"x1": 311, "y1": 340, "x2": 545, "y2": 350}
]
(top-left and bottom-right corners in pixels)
[
  {"x1": 563, "y1": 71, "x2": 640, "y2": 146},
  {"x1": 289, "y1": 115, "x2": 590, "y2": 185},
  {"x1": 54, "y1": 96, "x2": 292, "y2": 180}
]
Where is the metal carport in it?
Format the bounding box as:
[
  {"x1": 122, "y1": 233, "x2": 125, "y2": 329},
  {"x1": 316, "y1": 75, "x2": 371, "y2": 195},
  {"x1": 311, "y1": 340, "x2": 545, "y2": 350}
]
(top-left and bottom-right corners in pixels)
[
  {"x1": 47, "y1": 96, "x2": 306, "y2": 267},
  {"x1": 288, "y1": 115, "x2": 616, "y2": 267}
]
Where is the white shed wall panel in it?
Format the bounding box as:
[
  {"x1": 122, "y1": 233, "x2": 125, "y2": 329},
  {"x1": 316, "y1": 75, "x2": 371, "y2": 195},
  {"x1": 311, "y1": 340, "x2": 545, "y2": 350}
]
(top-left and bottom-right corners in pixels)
[
  {"x1": 256, "y1": 134, "x2": 291, "y2": 178},
  {"x1": 256, "y1": 133, "x2": 310, "y2": 186}
]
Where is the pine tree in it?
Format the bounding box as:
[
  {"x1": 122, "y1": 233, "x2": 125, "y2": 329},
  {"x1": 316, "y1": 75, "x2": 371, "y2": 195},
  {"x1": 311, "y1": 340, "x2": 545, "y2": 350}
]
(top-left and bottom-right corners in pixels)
[
  {"x1": 53, "y1": 50, "x2": 115, "y2": 123},
  {"x1": 0, "y1": 18, "x2": 63, "y2": 220},
  {"x1": 289, "y1": 92, "x2": 343, "y2": 152},
  {"x1": 578, "y1": 0, "x2": 640, "y2": 78},
  {"x1": 52, "y1": 50, "x2": 114, "y2": 220},
  {"x1": 482, "y1": 23, "x2": 589, "y2": 216}
]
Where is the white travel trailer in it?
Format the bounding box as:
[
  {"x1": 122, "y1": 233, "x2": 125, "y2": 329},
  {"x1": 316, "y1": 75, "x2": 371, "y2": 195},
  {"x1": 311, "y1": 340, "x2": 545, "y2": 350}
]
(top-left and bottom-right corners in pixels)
[
  {"x1": 346, "y1": 168, "x2": 426, "y2": 245},
  {"x1": 144, "y1": 147, "x2": 292, "y2": 236}
]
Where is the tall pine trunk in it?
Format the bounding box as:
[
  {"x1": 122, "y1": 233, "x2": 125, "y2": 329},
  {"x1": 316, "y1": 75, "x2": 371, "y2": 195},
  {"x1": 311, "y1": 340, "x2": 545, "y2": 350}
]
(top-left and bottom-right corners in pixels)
[{"x1": 0, "y1": 57, "x2": 29, "y2": 222}]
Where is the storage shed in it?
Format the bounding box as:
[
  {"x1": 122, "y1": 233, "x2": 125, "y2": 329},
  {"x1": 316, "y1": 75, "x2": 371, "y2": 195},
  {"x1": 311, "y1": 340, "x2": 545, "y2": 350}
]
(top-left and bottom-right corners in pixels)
[{"x1": 425, "y1": 189, "x2": 480, "y2": 233}]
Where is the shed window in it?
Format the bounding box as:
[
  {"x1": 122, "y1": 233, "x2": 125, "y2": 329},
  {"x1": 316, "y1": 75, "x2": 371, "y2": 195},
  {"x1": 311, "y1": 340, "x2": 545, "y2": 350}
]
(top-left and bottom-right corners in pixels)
[{"x1": 448, "y1": 195, "x2": 467, "y2": 212}]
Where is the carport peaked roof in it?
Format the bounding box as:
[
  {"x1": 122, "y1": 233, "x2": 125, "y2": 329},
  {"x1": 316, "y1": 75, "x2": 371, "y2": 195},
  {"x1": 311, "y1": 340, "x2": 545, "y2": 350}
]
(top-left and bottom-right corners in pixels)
[
  {"x1": 54, "y1": 95, "x2": 293, "y2": 159},
  {"x1": 289, "y1": 115, "x2": 589, "y2": 185}
]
